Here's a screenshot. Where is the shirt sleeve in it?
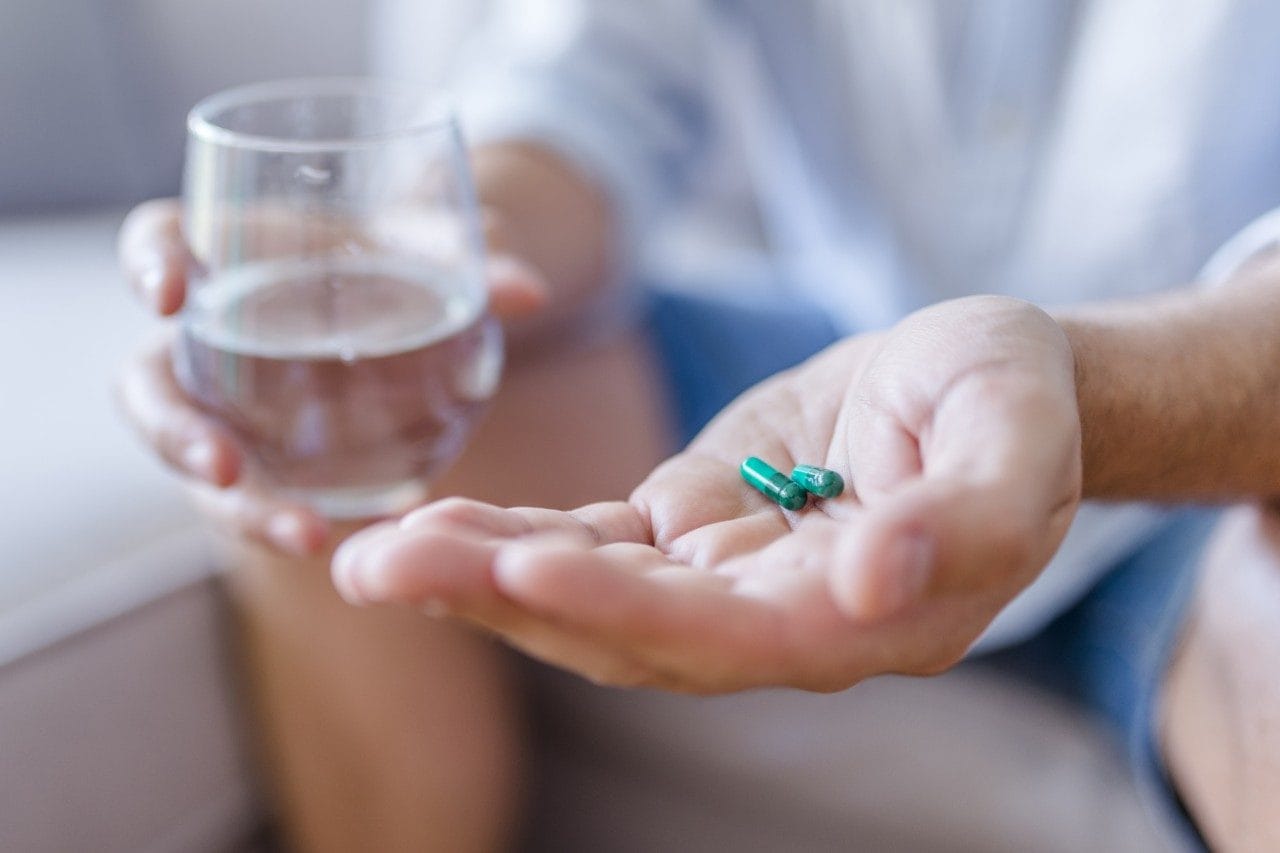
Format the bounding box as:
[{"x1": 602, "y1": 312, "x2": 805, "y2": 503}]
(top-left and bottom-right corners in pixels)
[{"x1": 452, "y1": 0, "x2": 717, "y2": 267}]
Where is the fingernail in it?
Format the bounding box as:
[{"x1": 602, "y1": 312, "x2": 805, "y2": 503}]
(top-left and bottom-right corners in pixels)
[
  {"x1": 181, "y1": 441, "x2": 218, "y2": 482},
  {"x1": 267, "y1": 513, "x2": 312, "y2": 557},
  {"x1": 331, "y1": 547, "x2": 366, "y2": 603},
  {"x1": 332, "y1": 538, "x2": 363, "y2": 586},
  {"x1": 882, "y1": 533, "x2": 933, "y2": 614},
  {"x1": 340, "y1": 538, "x2": 412, "y2": 603},
  {"x1": 332, "y1": 525, "x2": 402, "y2": 600}
]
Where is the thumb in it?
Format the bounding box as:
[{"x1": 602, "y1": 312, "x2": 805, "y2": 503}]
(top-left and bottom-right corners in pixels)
[{"x1": 828, "y1": 478, "x2": 1044, "y2": 622}]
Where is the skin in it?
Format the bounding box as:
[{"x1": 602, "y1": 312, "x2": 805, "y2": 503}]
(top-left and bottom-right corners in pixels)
[
  {"x1": 116, "y1": 142, "x2": 666, "y2": 852},
  {"x1": 333, "y1": 256, "x2": 1280, "y2": 693},
  {"x1": 116, "y1": 141, "x2": 610, "y2": 550},
  {"x1": 332, "y1": 296, "x2": 1083, "y2": 692},
  {"x1": 120, "y1": 135, "x2": 1280, "y2": 845}
]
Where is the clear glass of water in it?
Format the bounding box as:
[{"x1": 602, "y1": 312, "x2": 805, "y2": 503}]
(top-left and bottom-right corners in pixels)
[{"x1": 177, "y1": 78, "x2": 502, "y2": 518}]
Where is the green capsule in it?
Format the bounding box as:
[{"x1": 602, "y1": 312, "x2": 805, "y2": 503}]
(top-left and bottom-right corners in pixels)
[
  {"x1": 790, "y1": 464, "x2": 845, "y2": 499},
  {"x1": 740, "y1": 457, "x2": 808, "y2": 511}
]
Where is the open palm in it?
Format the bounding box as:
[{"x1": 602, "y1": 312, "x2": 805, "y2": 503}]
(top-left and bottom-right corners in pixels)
[{"x1": 334, "y1": 296, "x2": 1082, "y2": 693}]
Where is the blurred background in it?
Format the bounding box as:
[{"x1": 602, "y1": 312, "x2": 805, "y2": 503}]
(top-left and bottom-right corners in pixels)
[{"x1": 0, "y1": 2, "x2": 1162, "y2": 851}]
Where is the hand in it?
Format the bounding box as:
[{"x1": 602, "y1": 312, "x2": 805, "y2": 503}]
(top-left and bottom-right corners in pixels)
[
  {"x1": 332, "y1": 295, "x2": 1082, "y2": 692},
  {"x1": 115, "y1": 198, "x2": 549, "y2": 554}
]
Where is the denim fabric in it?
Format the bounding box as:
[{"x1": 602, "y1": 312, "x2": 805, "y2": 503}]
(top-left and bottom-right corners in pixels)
[{"x1": 645, "y1": 289, "x2": 841, "y2": 447}]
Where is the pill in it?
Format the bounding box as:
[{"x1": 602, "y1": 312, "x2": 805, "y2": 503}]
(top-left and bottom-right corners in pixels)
[
  {"x1": 790, "y1": 465, "x2": 844, "y2": 498},
  {"x1": 740, "y1": 456, "x2": 808, "y2": 511}
]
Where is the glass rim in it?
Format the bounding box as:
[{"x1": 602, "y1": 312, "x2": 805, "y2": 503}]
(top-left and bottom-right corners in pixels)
[{"x1": 187, "y1": 77, "x2": 457, "y2": 153}]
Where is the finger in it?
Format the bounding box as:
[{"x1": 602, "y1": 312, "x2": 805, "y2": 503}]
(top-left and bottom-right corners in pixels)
[
  {"x1": 334, "y1": 499, "x2": 650, "y2": 604},
  {"x1": 635, "y1": 451, "x2": 787, "y2": 552},
  {"x1": 332, "y1": 521, "x2": 506, "y2": 607},
  {"x1": 842, "y1": 402, "x2": 921, "y2": 501},
  {"x1": 116, "y1": 337, "x2": 243, "y2": 487},
  {"x1": 118, "y1": 199, "x2": 190, "y2": 315},
  {"x1": 190, "y1": 482, "x2": 329, "y2": 557},
  {"x1": 485, "y1": 254, "x2": 548, "y2": 319},
  {"x1": 515, "y1": 502, "x2": 652, "y2": 546},
  {"x1": 661, "y1": 511, "x2": 791, "y2": 569},
  {"x1": 398, "y1": 498, "x2": 648, "y2": 544},
  {"x1": 333, "y1": 525, "x2": 658, "y2": 681},
  {"x1": 398, "y1": 497, "x2": 536, "y2": 537},
  {"x1": 827, "y1": 479, "x2": 960, "y2": 620},
  {"x1": 493, "y1": 539, "x2": 789, "y2": 690},
  {"x1": 712, "y1": 512, "x2": 844, "y2": 584},
  {"x1": 709, "y1": 514, "x2": 995, "y2": 685},
  {"x1": 829, "y1": 473, "x2": 1067, "y2": 623},
  {"x1": 836, "y1": 340, "x2": 1080, "y2": 621}
]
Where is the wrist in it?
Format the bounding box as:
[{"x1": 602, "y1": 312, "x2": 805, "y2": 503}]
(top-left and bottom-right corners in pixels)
[{"x1": 1051, "y1": 311, "x2": 1113, "y2": 498}]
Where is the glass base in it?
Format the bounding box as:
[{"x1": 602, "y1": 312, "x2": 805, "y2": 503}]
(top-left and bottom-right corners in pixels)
[{"x1": 282, "y1": 479, "x2": 430, "y2": 519}]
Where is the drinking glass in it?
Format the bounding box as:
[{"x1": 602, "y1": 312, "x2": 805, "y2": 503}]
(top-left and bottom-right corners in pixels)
[{"x1": 177, "y1": 78, "x2": 502, "y2": 518}]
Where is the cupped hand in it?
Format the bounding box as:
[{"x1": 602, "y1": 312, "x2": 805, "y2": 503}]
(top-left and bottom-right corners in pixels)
[
  {"x1": 115, "y1": 198, "x2": 549, "y2": 554},
  {"x1": 331, "y1": 295, "x2": 1082, "y2": 692}
]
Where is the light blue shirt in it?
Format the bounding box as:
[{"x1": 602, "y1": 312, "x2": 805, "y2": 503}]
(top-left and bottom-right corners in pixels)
[{"x1": 457, "y1": 0, "x2": 1280, "y2": 647}]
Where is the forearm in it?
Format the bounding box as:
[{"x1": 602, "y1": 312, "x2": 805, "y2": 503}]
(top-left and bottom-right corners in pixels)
[
  {"x1": 471, "y1": 142, "x2": 616, "y2": 334},
  {"x1": 1056, "y1": 252, "x2": 1280, "y2": 501}
]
